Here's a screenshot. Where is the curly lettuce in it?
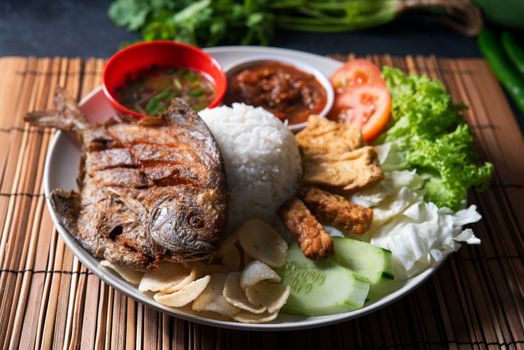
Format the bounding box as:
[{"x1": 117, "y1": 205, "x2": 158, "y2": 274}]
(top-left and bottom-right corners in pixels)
[{"x1": 379, "y1": 67, "x2": 493, "y2": 211}]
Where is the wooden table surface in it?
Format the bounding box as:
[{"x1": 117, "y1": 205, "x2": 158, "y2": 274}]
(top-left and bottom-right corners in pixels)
[{"x1": 0, "y1": 55, "x2": 522, "y2": 349}]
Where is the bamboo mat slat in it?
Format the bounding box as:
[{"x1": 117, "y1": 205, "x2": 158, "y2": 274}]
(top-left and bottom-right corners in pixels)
[{"x1": 0, "y1": 55, "x2": 522, "y2": 350}]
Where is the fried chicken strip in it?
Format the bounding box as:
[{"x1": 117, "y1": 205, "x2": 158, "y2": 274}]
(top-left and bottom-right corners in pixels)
[
  {"x1": 296, "y1": 116, "x2": 384, "y2": 192},
  {"x1": 300, "y1": 187, "x2": 373, "y2": 235},
  {"x1": 295, "y1": 115, "x2": 363, "y2": 155},
  {"x1": 279, "y1": 198, "x2": 334, "y2": 260},
  {"x1": 301, "y1": 145, "x2": 384, "y2": 192}
]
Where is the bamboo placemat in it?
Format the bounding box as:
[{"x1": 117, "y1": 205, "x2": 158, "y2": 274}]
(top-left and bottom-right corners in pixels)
[{"x1": 0, "y1": 55, "x2": 522, "y2": 350}]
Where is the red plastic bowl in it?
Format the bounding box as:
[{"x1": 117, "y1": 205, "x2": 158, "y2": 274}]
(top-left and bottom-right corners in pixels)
[{"x1": 102, "y1": 41, "x2": 226, "y2": 118}]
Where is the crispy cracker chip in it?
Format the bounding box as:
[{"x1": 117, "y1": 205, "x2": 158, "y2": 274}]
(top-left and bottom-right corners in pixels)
[
  {"x1": 245, "y1": 281, "x2": 291, "y2": 313},
  {"x1": 101, "y1": 260, "x2": 143, "y2": 285},
  {"x1": 233, "y1": 311, "x2": 278, "y2": 324},
  {"x1": 138, "y1": 263, "x2": 195, "y2": 293},
  {"x1": 240, "y1": 260, "x2": 280, "y2": 289},
  {"x1": 223, "y1": 272, "x2": 266, "y2": 314},
  {"x1": 154, "y1": 275, "x2": 210, "y2": 307},
  {"x1": 238, "y1": 220, "x2": 288, "y2": 268},
  {"x1": 192, "y1": 273, "x2": 240, "y2": 317},
  {"x1": 221, "y1": 245, "x2": 241, "y2": 271}
]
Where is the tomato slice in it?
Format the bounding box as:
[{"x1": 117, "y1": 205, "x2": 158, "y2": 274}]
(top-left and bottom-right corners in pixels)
[
  {"x1": 330, "y1": 59, "x2": 385, "y2": 93},
  {"x1": 330, "y1": 84, "x2": 391, "y2": 142}
]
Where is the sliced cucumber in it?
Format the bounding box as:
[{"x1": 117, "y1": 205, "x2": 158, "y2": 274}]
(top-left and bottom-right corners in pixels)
[
  {"x1": 332, "y1": 237, "x2": 394, "y2": 300},
  {"x1": 280, "y1": 243, "x2": 369, "y2": 316}
]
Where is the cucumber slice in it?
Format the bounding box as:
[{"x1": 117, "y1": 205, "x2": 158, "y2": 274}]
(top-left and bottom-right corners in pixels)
[
  {"x1": 280, "y1": 243, "x2": 369, "y2": 316},
  {"x1": 332, "y1": 237, "x2": 394, "y2": 300}
]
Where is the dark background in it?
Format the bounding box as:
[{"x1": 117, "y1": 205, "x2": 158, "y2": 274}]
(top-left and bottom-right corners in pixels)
[
  {"x1": 0, "y1": 0, "x2": 482, "y2": 57},
  {"x1": 1, "y1": 0, "x2": 522, "y2": 127}
]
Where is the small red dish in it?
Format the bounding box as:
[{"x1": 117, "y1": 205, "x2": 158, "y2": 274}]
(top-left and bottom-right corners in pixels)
[{"x1": 102, "y1": 41, "x2": 226, "y2": 118}]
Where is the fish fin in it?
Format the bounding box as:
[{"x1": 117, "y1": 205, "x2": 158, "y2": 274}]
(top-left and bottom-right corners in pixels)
[
  {"x1": 105, "y1": 188, "x2": 147, "y2": 217},
  {"x1": 49, "y1": 189, "x2": 81, "y2": 235},
  {"x1": 164, "y1": 98, "x2": 197, "y2": 124},
  {"x1": 24, "y1": 110, "x2": 76, "y2": 130},
  {"x1": 51, "y1": 189, "x2": 152, "y2": 270},
  {"x1": 103, "y1": 114, "x2": 129, "y2": 126},
  {"x1": 137, "y1": 116, "x2": 169, "y2": 127},
  {"x1": 102, "y1": 240, "x2": 154, "y2": 271},
  {"x1": 50, "y1": 189, "x2": 106, "y2": 258},
  {"x1": 25, "y1": 87, "x2": 88, "y2": 131}
]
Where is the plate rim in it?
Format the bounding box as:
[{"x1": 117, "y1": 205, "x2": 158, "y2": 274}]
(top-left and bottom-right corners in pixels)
[{"x1": 43, "y1": 45, "x2": 444, "y2": 331}]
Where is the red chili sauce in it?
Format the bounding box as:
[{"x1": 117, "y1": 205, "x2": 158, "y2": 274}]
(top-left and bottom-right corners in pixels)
[{"x1": 224, "y1": 61, "x2": 327, "y2": 125}]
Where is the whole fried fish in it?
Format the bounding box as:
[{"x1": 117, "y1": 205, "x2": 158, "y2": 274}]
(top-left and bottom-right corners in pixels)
[{"x1": 26, "y1": 88, "x2": 227, "y2": 270}]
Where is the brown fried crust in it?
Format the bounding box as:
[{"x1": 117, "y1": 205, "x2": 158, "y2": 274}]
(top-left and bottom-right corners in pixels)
[
  {"x1": 279, "y1": 198, "x2": 334, "y2": 260},
  {"x1": 300, "y1": 186, "x2": 373, "y2": 235},
  {"x1": 296, "y1": 116, "x2": 384, "y2": 192},
  {"x1": 27, "y1": 90, "x2": 228, "y2": 271},
  {"x1": 295, "y1": 115, "x2": 363, "y2": 155},
  {"x1": 301, "y1": 145, "x2": 384, "y2": 192}
]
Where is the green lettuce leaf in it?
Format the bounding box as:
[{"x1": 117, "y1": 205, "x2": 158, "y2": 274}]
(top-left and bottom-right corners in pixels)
[{"x1": 379, "y1": 67, "x2": 493, "y2": 210}]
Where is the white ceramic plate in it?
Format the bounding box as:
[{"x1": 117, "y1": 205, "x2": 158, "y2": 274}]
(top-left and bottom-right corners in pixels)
[{"x1": 43, "y1": 46, "x2": 443, "y2": 331}]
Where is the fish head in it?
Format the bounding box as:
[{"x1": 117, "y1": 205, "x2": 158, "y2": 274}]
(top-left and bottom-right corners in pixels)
[{"x1": 148, "y1": 188, "x2": 226, "y2": 258}]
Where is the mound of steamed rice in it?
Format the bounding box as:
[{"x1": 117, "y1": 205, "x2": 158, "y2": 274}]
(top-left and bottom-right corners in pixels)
[{"x1": 199, "y1": 103, "x2": 302, "y2": 230}]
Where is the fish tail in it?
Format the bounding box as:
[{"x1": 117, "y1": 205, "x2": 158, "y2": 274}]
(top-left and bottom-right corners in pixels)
[{"x1": 24, "y1": 86, "x2": 88, "y2": 131}]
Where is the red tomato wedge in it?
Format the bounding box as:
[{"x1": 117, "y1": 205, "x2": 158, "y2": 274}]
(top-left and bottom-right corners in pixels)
[
  {"x1": 330, "y1": 84, "x2": 391, "y2": 142},
  {"x1": 330, "y1": 59, "x2": 385, "y2": 93}
]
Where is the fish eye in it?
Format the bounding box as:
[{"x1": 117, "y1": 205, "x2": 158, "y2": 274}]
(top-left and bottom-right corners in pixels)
[{"x1": 189, "y1": 215, "x2": 204, "y2": 228}]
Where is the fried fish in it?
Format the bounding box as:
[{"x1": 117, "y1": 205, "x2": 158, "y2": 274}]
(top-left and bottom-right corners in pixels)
[{"x1": 26, "y1": 88, "x2": 228, "y2": 270}]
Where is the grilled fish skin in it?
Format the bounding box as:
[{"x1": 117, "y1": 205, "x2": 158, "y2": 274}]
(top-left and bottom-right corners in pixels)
[{"x1": 27, "y1": 87, "x2": 227, "y2": 270}]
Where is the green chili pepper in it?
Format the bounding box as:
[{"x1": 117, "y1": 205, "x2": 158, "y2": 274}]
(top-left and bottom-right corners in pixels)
[
  {"x1": 188, "y1": 90, "x2": 203, "y2": 98},
  {"x1": 501, "y1": 32, "x2": 524, "y2": 78},
  {"x1": 145, "y1": 90, "x2": 170, "y2": 115},
  {"x1": 478, "y1": 29, "x2": 524, "y2": 113},
  {"x1": 474, "y1": 0, "x2": 524, "y2": 30}
]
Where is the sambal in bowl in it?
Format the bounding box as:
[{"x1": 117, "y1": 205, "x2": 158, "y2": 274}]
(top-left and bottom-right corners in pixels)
[{"x1": 223, "y1": 56, "x2": 334, "y2": 131}]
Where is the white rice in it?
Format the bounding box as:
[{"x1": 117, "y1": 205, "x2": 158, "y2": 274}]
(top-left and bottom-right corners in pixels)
[{"x1": 199, "y1": 103, "x2": 302, "y2": 230}]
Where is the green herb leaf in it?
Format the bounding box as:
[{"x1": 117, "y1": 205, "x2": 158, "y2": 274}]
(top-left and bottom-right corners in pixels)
[
  {"x1": 188, "y1": 90, "x2": 203, "y2": 97},
  {"x1": 145, "y1": 90, "x2": 170, "y2": 115},
  {"x1": 379, "y1": 67, "x2": 493, "y2": 210},
  {"x1": 173, "y1": 0, "x2": 211, "y2": 22},
  {"x1": 109, "y1": 0, "x2": 274, "y2": 46},
  {"x1": 108, "y1": 0, "x2": 150, "y2": 30}
]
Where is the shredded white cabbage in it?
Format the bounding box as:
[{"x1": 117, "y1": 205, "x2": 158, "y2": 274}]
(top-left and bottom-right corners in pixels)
[
  {"x1": 371, "y1": 187, "x2": 420, "y2": 230},
  {"x1": 350, "y1": 143, "x2": 483, "y2": 279},
  {"x1": 352, "y1": 170, "x2": 422, "y2": 229},
  {"x1": 370, "y1": 202, "x2": 481, "y2": 278}
]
